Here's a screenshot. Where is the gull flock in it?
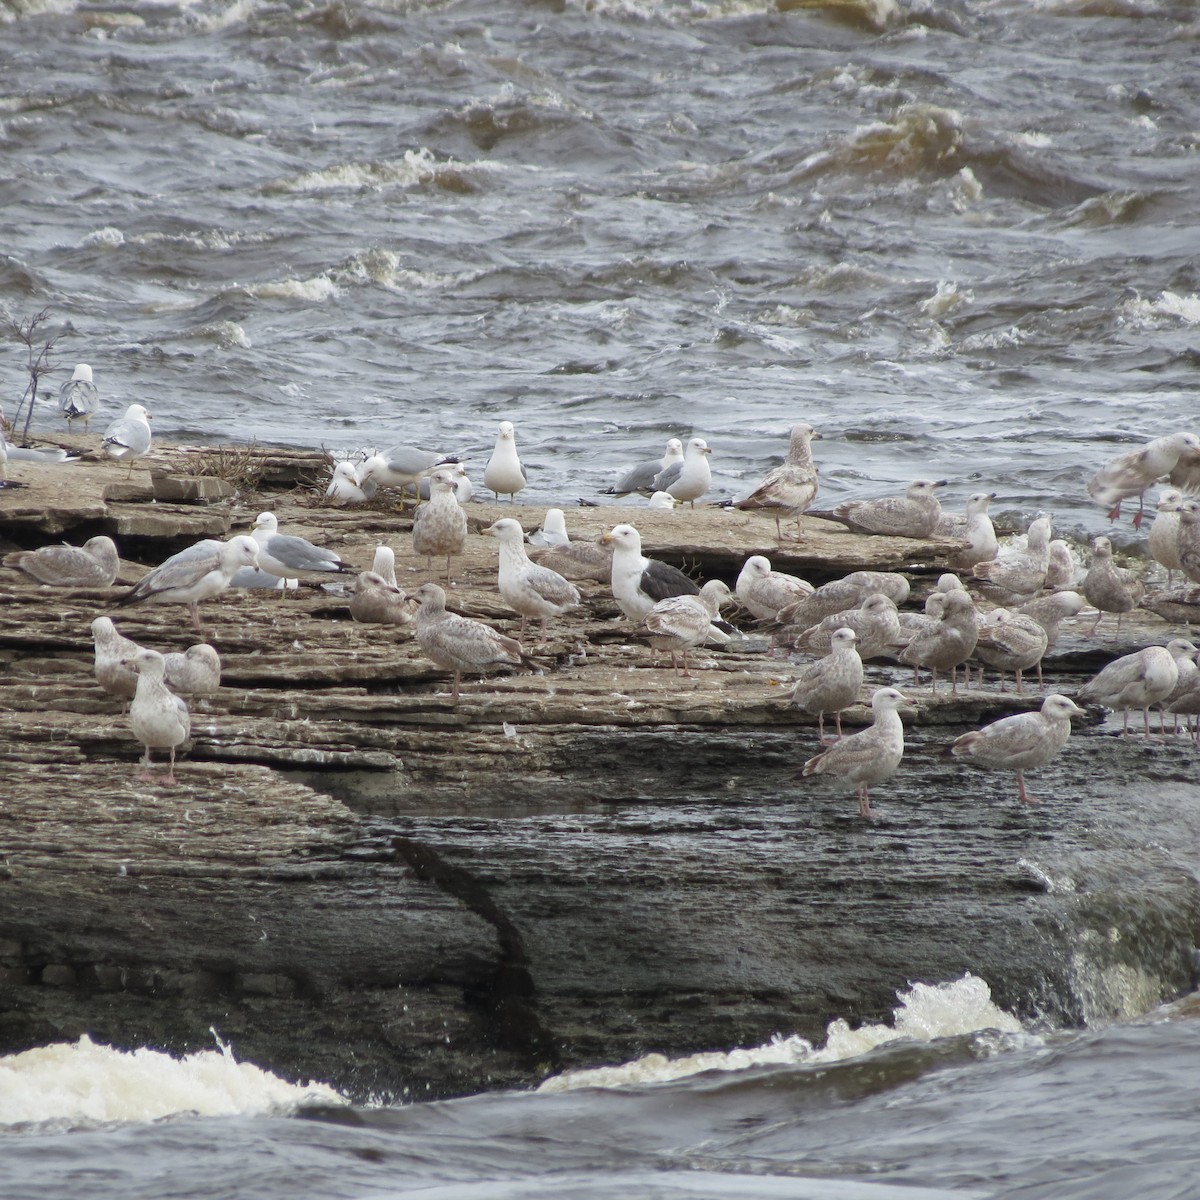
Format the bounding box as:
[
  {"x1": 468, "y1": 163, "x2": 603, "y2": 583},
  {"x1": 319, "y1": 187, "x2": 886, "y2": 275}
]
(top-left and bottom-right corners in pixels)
[{"x1": 4, "y1": 382, "x2": 1200, "y2": 820}]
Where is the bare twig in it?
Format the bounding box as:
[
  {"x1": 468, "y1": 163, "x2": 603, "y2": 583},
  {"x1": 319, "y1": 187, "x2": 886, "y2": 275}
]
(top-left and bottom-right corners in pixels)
[{"x1": 7, "y1": 309, "x2": 63, "y2": 444}]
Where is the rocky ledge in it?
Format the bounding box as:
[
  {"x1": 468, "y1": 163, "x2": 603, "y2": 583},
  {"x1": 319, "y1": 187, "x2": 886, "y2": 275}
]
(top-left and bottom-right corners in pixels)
[{"x1": 1, "y1": 442, "x2": 1199, "y2": 1102}]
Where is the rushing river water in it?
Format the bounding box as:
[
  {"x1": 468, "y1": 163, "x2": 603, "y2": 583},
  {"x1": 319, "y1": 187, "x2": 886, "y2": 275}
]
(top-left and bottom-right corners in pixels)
[{"x1": 4, "y1": 0, "x2": 1200, "y2": 1195}]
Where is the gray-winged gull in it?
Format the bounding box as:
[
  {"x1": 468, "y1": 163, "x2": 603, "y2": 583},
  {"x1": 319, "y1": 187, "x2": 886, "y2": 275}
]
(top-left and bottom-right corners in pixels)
[
  {"x1": 252, "y1": 511, "x2": 355, "y2": 590},
  {"x1": 483, "y1": 420, "x2": 527, "y2": 502},
  {"x1": 600, "y1": 523, "x2": 699, "y2": 621},
  {"x1": 124, "y1": 647, "x2": 191, "y2": 785},
  {"x1": 412, "y1": 467, "x2": 467, "y2": 583},
  {"x1": 642, "y1": 579, "x2": 733, "y2": 676},
  {"x1": 59, "y1": 363, "x2": 99, "y2": 430},
  {"x1": 734, "y1": 422, "x2": 820, "y2": 540},
  {"x1": 789, "y1": 626, "x2": 864, "y2": 743},
  {"x1": 326, "y1": 461, "x2": 369, "y2": 505},
  {"x1": 91, "y1": 616, "x2": 143, "y2": 699},
  {"x1": 528, "y1": 508, "x2": 569, "y2": 548},
  {"x1": 1082, "y1": 535, "x2": 1144, "y2": 636},
  {"x1": 1087, "y1": 431, "x2": 1200, "y2": 528},
  {"x1": 801, "y1": 686, "x2": 910, "y2": 820},
  {"x1": 361, "y1": 444, "x2": 459, "y2": 510},
  {"x1": 818, "y1": 479, "x2": 947, "y2": 538},
  {"x1": 115, "y1": 535, "x2": 260, "y2": 631},
  {"x1": 950, "y1": 694, "x2": 1083, "y2": 805},
  {"x1": 412, "y1": 581, "x2": 535, "y2": 703},
  {"x1": 1077, "y1": 641, "x2": 1179, "y2": 738},
  {"x1": 486, "y1": 517, "x2": 581, "y2": 640},
  {"x1": 102, "y1": 403, "x2": 152, "y2": 476},
  {"x1": 660, "y1": 436, "x2": 711, "y2": 508},
  {"x1": 3, "y1": 535, "x2": 119, "y2": 587},
  {"x1": 601, "y1": 438, "x2": 684, "y2": 498}
]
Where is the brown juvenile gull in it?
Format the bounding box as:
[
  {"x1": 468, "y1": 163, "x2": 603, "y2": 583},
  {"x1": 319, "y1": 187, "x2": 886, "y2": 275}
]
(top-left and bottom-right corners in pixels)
[
  {"x1": 601, "y1": 523, "x2": 698, "y2": 621},
  {"x1": 412, "y1": 582, "x2": 535, "y2": 704},
  {"x1": 412, "y1": 467, "x2": 468, "y2": 583},
  {"x1": 114, "y1": 535, "x2": 259, "y2": 632},
  {"x1": 486, "y1": 517, "x2": 581, "y2": 640},
  {"x1": 350, "y1": 571, "x2": 412, "y2": 625},
  {"x1": 973, "y1": 515, "x2": 1052, "y2": 601},
  {"x1": 800, "y1": 686, "x2": 910, "y2": 820},
  {"x1": 1167, "y1": 648, "x2": 1200, "y2": 744},
  {"x1": 1076, "y1": 641, "x2": 1179, "y2": 738},
  {"x1": 776, "y1": 570, "x2": 910, "y2": 629},
  {"x1": 936, "y1": 491, "x2": 999, "y2": 569},
  {"x1": 734, "y1": 554, "x2": 814, "y2": 622},
  {"x1": 1162, "y1": 638, "x2": 1200, "y2": 735},
  {"x1": 817, "y1": 478, "x2": 947, "y2": 539},
  {"x1": 971, "y1": 608, "x2": 1049, "y2": 693},
  {"x1": 789, "y1": 626, "x2": 864, "y2": 743},
  {"x1": 1148, "y1": 489, "x2": 1185, "y2": 588},
  {"x1": 1087, "y1": 431, "x2": 1200, "y2": 529},
  {"x1": 528, "y1": 536, "x2": 615, "y2": 583},
  {"x1": 734, "y1": 422, "x2": 820, "y2": 540},
  {"x1": 1082, "y1": 535, "x2": 1144, "y2": 637},
  {"x1": 361, "y1": 444, "x2": 460, "y2": 510},
  {"x1": 59, "y1": 363, "x2": 99, "y2": 430},
  {"x1": 898, "y1": 589, "x2": 979, "y2": 695},
  {"x1": 163, "y1": 644, "x2": 221, "y2": 699},
  {"x1": 91, "y1": 616, "x2": 143, "y2": 699},
  {"x1": 102, "y1": 403, "x2": 153, "y2": 477},
  {"x1": 793, "y1": 593, "x2": 901, "y2": 661},
  {"x1": 1044, "y1": 539, "x2": 1077, "y2": 591},
  {"x1": 642, "y1": 580, "x2": 733, "y2": 676},
  {"x1": 600, "y1": 438, "x2": 684, "y2": 498},
  {"x1": 950, "y1": 694, "x2": 1083, "y2": 806},
  {"x1": 3, "y1": 535, "x2": 119, "y2": 587},
  {"x1": 123, "y1": 647, "x2": 191, "y2": 786},
  {"x1": 1178, "y1": 500, "x2": 1200, "y2": 585},
  {"x1": 661, "y1": 436, "x2": 712, "y2": 508},
  {"x1": 1017, "y1": 591, "x2": 1088, "y2": 651},
  {"x1": 252, "y1": 512, "x2": 355, "y2": 592},
  {"x1": 483, "y1": 420, "x2": 528, "y2": 502}
]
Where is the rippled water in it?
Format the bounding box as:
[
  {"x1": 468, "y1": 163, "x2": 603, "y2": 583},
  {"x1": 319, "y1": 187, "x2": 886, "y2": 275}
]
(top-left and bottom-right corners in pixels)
[{"x1": 4, "y1": 0, "x2": 1200, "y2": 1193}]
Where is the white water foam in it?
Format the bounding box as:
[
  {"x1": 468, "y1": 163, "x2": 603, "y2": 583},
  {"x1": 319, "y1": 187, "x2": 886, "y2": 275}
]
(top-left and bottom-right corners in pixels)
[
  {"x1": 0, "y1": 1033, "x2": 343, "y2": 1127},
  {"x1": 538, "y1": 974, "x2": 1023, "y2": 1092},
  {"x1": 1121, "y1": 290, "x2": 1200, "y2": 326}
]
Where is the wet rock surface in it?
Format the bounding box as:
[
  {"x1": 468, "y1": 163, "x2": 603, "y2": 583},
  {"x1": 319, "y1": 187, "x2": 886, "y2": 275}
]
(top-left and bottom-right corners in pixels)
[{"x1": 2, "y1": 443, "x2": 1199, "y2": 1101}]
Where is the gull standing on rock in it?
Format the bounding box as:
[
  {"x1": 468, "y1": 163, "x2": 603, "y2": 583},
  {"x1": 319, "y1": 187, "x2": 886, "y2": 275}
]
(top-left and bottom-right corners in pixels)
[
  {"x1": 660, "y1": 436, "x2": 712, "y2": 509},
  {"x1": 412, "y1": 582, "x2": 535, "y2": 703},
  {"x1": 59, "y1": 363, "x2": 99, "y2": 430},
  {"x1": 3, "y1": 535, "x2": 120, "y2": 587},
  {"x1": 361, "y1": 444, "x2": 460, "y2": 510},
  {"x1": 124, "y1": 647, "x2": 190, "y2": 786},
  {"x1": 937, "y1": 491, "x2": 999, "y2": 570},
  {"x1": 115, "y1": 535, "x2": 260, "y2": 631},
  {"x1": 1077, "y1": 641, "x2": 1179, "y2": 738},
  {"x1": 734, "y1": 422, "x2": 821, "y2": 540},
  {"x1": 1087, "y1": 431, "x2": 1200, "y2": 529},
  {"x1": 486, "y1": 517, "x2": 581, "y2": 640},
  {"x1": 789, "y1": 627, "x2": 864, "y2": 743},
  {"x1": 793, "y1": 593, "x2": 902, "y2": 661},
  {"x1": 1018, "y1": 591, "x2": 1088, "y2": 651},
  {"x1": 252, "y1": 512, "x2": 355, "y2": 591},
  {"x1": 91, "y1": 616, "x2": 143, "y2": 699},
  {"x1": 735, "y1": 555, "x2": 814, "y2": 622},
  {"x1": 818, "y1": 479, "x2": 947, "y2": 539},
  {"x1": 601, "y1": 438, "x2": 684, "y2": 498},
  {"x1": 102, "y1": 403, "x2": 152, "y2": 477},
  {"x1": 950, "y1": 694, "x2": 1083, "y2": 805},
  {"x1": 412, "y1": 467, "x2": 468, "y2": 583},
  {"x1": 1148, "y1": 489, "x2": 1185, "y2": 587},
  {"x1": 163, "y1": 644, "x2": 222, "y2": 700},
  {"x1": 973, "y1": 515, "x2": 1052, "y2": 601},
  {"x1": 484, "y1": 420, "x2": 528, "y2": 502},
  {"x1": 801, "y1": 686, "x2": 910, "y2": 820},
  {"x1": 350, "y1": 570, "x2": 412, "y2": 624},
  {"x1": 1163, "y1": 639, "x2": 1200, "y2": 735},
  {"x1": 601, "y1": 523, "x2": 699, "y2": 620},
  {"x1": 642, "y1": 580, "x2": 733, "y2": 676},
  {"x1": 897, "y1": 589, "x2": 978, "y2": 694},
  {"x1": 972, "y1": 608, "x2": 1049, "y2": 692},
  {"x1": 1082, "y1": 535, "x2": 1144, "y2": 636}
]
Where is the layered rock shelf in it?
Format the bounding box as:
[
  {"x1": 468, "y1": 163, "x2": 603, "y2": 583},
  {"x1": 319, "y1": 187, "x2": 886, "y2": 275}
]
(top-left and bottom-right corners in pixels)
[{"x1": 2, "y1": 441, "x2": 1199, "y2": 1102}]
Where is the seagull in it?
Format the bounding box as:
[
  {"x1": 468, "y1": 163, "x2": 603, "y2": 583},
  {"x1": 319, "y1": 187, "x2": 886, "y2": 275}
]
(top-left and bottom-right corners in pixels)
[
  {"x1": 1076, "y1": 641, "x2": 1179, "y2": 738},
  {"x1": 1082, "y1": 535, "x2": 1144, "y2": 636},
  {"x1": 600, "y1": 438, "x2": 684, "y2": 498},
  {"x1": 734, "y1": 555, "x2": 814, "y2": 622},
  {"x1": 642, "y1": 580, "x2": 734, "y2": 676},
  {"x1": 361, "y1": 444, "x2": 460, "y2": 510},
  {"x1": 1148, "y1": 489, "x2": 1185, "y2": 587},
  {"x1": 91, "y1": 616, "x2": 143, "y2": 699},
  {"x1": 528, "y1": 536, "x2": 615, "y2": 583},
  {"x1": 659, "y1": 436, "x2": 711, "y2": 508},
  {"x1": 1017, "y1": 591, "x2": 1088, "y2": 651},
  {"x1": 973, "y1": 515, "x2": 1053, "y2": 601},
  {"x1": 59, "y1": 363, "x2": 99, "y2": 430},
  {"x1": 1163, "y1": 639, "x2": 1200, "y2": 735},
  {"x1": 600, "y1": 523, "x2": 699, "y2": 621},
  {"x1": 1044, "y1": 539, "x2": 1077, "y2": 591},
  {"x1": 114, "y1": 535, "x2": 260, "y2": 631},
  {"x1": 372, "y1": 545, "x2": 399, "y2": 588},
  {"x1": 412, "y1": 467, "x2": 468, "y2": 583},
  {"x1": 817, "y1": 479, "x2": 947, "y2": 539},
  {"x1": 897, "y1": 589, "x2": 979, "y2": 694},
  {"x1": 528, "y1": 508, "x2": 570, "y2": 547},
  {"x1": 800, "y1": 686, "x2": 910, "y2": 820},
  {"x1": 486, "y1": 517, "x2": 581, "y2": 640},
  {"x1": 971, "y1": 608, "x2": 1048, "y2": 692},
  {"x1": 417, "y1": 461, "x2": 472, "y2": 504},
  {"x1": 252, "y1": 512, "x2": 355, "y2": 591},
  {"x1": 349, "y1": 571, "x2": 412, "y2": 625},
  {"x1": 936, "y1": 491, "x2": 999, "y2": 569},
  {"x1": 1178, "y1": 500, "x2": 1200, "y2": 585},
  {"x1": 950, "y1": 694, "x2": 1083, "y2": 805},
  {"x1": 163, "y1": 644, "x2": 222, "y2": 699},
  {"x1": 646, "y1": 491, "x2": 679, "y2": 511},
  {"x1": 123, "y1": 647, "x2": 191, "y2": 786},
  {"x1": 789, "y1": 626, "x2": 864, "y2": 743},
  {"x1": 326, "y1": 461, "x2": 369, "y2": 504},
  {"x1": 411, "y1": 581, "x2": 535, "y2": 703},
  {"x1": 734, "y1": 422, "x2": 820, "y2": 540},
  {"x1": 1088, "y1": 431, "x2": 1200, "y2": 529},
  {"x1": 3, "y1": 535, "x2": 120, "y2": 587},
  {"x1": 483, "y1": 420, "x2": 528, "y2": 502},
  {"x1": 102, "y1": 403, "x2": 152, "y2": 477},
  {"x1": 793, "y1": 593, "x2": 902, "y2": 661},
  {"x1": 776, "y1": 571, "x2": 910, "y2": 629}
]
